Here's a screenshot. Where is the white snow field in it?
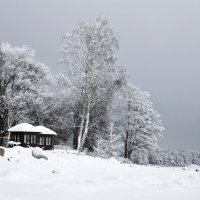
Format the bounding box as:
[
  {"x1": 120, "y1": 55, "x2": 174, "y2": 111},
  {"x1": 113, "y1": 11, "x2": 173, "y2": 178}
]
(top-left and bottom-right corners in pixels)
[{"x1": 0, "y1": 147, "x2": 200, "y2": 200}]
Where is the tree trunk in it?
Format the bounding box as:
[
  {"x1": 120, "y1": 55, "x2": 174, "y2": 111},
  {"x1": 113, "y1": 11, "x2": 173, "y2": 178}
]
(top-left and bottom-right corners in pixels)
[
  {"x1": 128, "y1": 150, "x2": 132, "y2": 159},
  {"x1": 124, "y1": 130, "x2": 129, "y2": 158},
  {"x1": 0, "y1": 118, "x2": 4, "y2": 133},
  {"x1": 6, "y1": 114, "x2": 13, "y2": 142},
  {"x1": 124, "y1": 101, "x2": 131, "y2": 159},
  {"x1": 73, "y1": 127, "x2": 79, "y2": 149},
  {"x1": 124, "y1": 140, "x2": 128, "y2": 158},
  {"x1": 73, "y1": 114, "x2": 79, "y2": 149},
  {"x1": 78, "y1": 103, "x2": 90, "y2": 153},
  {"x1": 77, "y1": 115, "x2": 85, "y2": 152}
]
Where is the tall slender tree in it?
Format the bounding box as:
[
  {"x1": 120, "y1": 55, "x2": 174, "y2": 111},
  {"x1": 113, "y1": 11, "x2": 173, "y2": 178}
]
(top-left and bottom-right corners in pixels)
[{"x1": 59, "y1": 17, "x2": 125, "y2": 152}]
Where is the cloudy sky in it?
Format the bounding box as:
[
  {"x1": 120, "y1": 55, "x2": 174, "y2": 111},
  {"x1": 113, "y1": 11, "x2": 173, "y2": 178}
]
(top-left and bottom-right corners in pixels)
[{"x1": 1, "y1": 0, "x2": 200, "y2": 151}]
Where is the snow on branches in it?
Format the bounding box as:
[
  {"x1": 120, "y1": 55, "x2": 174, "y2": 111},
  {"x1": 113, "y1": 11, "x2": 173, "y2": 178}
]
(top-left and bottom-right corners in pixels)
[
  {"x1": 114, "y1": 83, "x2": 165, "y2": 159},
  {"x1": 0, "y1": 43, "x2": 51, "y2": 132},
  {"x1": 59, "y1": 16, "x2": 126, "y2": 152}
]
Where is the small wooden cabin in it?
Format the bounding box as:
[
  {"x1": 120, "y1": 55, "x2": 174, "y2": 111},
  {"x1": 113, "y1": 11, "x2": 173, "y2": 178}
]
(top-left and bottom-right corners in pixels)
[{"x1": 8, "y1": 123, "x2": 57, "y2": 150}]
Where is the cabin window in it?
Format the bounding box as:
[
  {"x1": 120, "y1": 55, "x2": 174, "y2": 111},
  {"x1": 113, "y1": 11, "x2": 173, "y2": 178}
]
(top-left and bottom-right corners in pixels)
[
  {"x1": 46, "y1": 137, "x2": 51, "y2": 145},
  {"x1": 39, "y1": 137, "x2": 45, "y2": 145},
  {"x1": 31, "y1": 135, "x2": 36, "y2": 144},
  {"x1": 24, "y1": 134, "x2": 30, "y2": 144}
]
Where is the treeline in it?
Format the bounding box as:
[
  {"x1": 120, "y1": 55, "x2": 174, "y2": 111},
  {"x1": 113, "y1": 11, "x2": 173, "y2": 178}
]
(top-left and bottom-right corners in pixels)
[{"x1": 131, "y1": 148, "x2": 200, "y2": 167}]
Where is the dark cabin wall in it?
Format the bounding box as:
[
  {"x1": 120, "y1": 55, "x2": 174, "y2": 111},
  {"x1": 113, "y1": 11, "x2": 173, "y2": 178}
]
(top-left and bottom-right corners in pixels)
[
  {"x1": 9, "y1": 132, "x2": 55, "y2": 150},
  {"x1": 10, "y1": 132, "x2": 39, "y2": 147}
]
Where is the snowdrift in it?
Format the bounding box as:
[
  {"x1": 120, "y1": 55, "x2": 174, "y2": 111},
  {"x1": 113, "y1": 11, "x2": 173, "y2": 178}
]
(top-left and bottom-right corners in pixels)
[{"x1": 0, "y1": 147, "x2": 200, "y2": 200}]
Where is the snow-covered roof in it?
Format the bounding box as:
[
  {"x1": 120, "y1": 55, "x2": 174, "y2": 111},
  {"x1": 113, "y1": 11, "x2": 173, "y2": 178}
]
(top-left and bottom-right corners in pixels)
[
  {"x1": 8, "y1": 123, "x2": 41, "y2": 133},
  {"x1": 8, "y1": 123, "x2": 57, "y2": 136},
  {"x1": 36, "y1": 126, "x2": 57, "y2": 136}
]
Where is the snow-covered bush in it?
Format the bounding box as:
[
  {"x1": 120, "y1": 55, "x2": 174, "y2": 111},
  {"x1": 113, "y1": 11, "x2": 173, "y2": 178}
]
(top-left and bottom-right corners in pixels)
[
  {"x1": 32, "y1": 147, "x2": 48, "y2": 160},
  {"x1": 131, "y1": 149, "x2": 149, "y2": 165},
  {"x1": 192, "y1": 152, "x2": 200, "y2": 165},
  {"x1": 6, "y1": 141, "x2": 21, "y2": 148},
  {"x1": 93, "y1": 123, "x2": 123, "y2": 159}
]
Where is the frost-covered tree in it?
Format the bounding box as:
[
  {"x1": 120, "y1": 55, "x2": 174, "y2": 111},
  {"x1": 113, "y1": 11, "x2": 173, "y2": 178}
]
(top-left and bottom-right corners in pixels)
[
  {"x1": 27, "y1": 94, "x2": 55, "y2": 126},
  {"x1": 0, "y1": 43, "x2": 51, "y2": 134},
  {"x1": 59, "y1": 16, "x2": 125, "y2": 152},
  {"x1": 115, "y1": 83, "x2": 164, "y2": 159},
  {"x1": 94, "y1": 122, "x2": 122, "y2": 158}
]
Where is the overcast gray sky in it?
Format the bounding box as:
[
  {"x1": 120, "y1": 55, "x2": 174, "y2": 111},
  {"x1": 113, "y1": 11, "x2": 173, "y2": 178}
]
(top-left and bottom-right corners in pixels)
[{"x1": 1, "y1": 0, "x2": 200, "y2": 151}]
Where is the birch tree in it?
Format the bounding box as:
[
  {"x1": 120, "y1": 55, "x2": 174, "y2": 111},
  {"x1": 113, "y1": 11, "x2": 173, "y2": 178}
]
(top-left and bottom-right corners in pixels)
[{"x1": 59, "y1": 17, "x2": 125, "y2": 152}]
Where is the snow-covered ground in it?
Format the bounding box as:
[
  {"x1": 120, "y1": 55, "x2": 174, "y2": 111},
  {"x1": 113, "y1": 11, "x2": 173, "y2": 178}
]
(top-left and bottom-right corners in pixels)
[{"x1": 0, "y1": 147, "x2": 200, "y2": 200}]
